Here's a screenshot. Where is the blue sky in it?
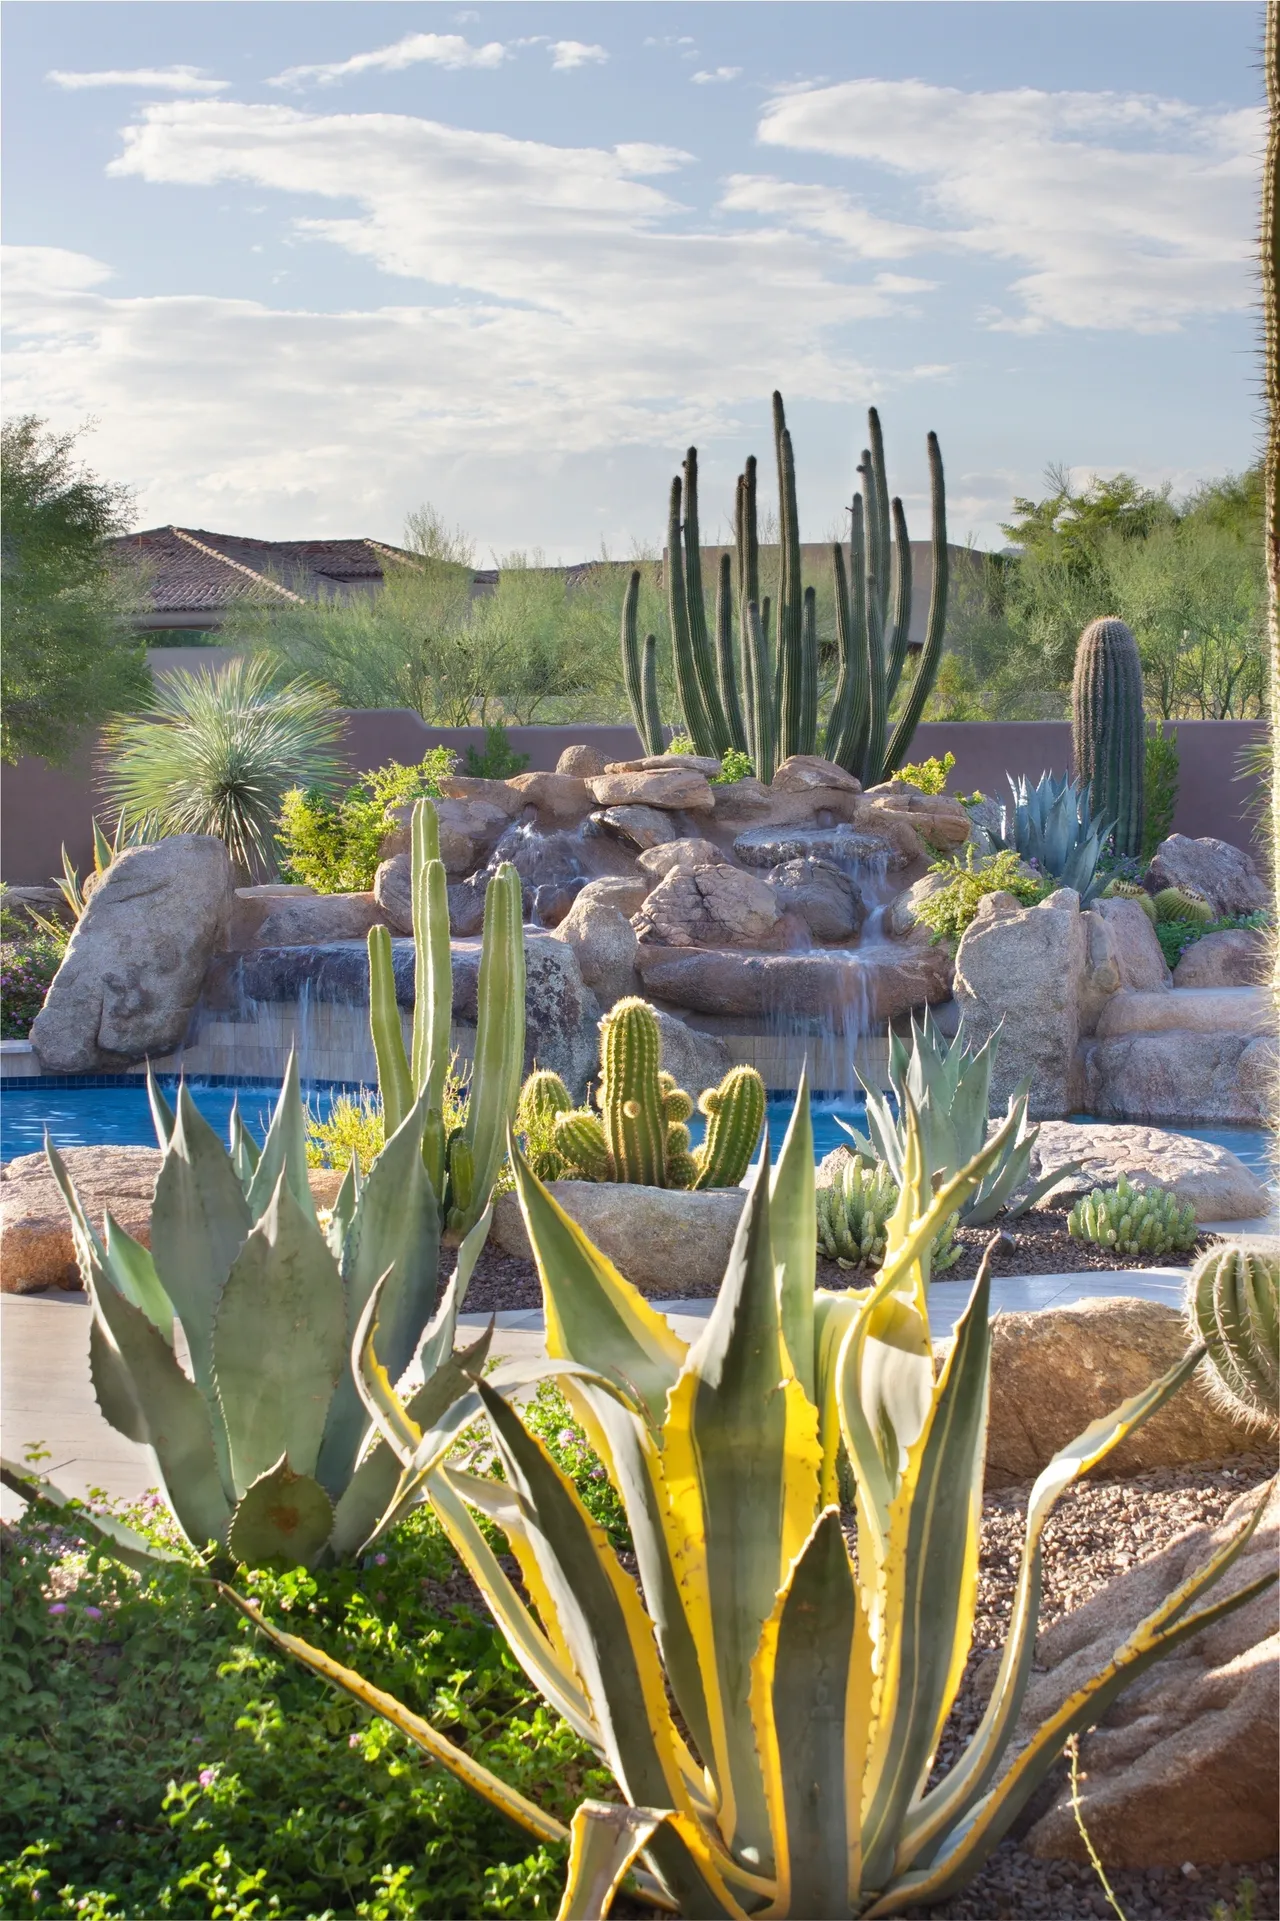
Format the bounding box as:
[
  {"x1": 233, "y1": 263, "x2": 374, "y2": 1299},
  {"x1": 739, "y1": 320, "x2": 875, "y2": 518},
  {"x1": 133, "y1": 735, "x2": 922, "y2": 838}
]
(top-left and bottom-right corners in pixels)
[{"x1": 1, "y1": 2, "x2": 1263, "y2": 559}]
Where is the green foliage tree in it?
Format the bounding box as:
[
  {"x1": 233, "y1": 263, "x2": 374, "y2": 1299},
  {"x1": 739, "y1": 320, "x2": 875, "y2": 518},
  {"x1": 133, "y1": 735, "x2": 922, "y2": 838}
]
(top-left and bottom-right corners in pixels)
[{"x1": 0, "y1": 417, "x2": 150, "y2": 764}]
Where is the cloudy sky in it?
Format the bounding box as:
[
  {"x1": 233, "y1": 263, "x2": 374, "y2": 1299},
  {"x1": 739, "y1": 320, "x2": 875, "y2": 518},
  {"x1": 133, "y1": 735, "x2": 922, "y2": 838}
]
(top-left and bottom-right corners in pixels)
[{"x1": 1, "y1": 2, "x2": 1262, "y2": 558}]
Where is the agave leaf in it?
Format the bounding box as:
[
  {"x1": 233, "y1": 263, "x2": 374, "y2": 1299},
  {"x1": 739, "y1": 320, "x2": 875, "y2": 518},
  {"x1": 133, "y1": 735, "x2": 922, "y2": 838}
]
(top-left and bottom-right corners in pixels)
[
  {"x1": 0, "y1": 1459, "x2": 189, "y2": 1575},
  {"x1": 770, "y1": 1070, "x2": 815, "y2": 1396},
  {"x1": 512, "y1": 1137, "x2": 688, "y2": 1425},
  {"x1": 89, "y1": 1313, "x2": 150, "y2": 1443},
  {"x1": 227, "y1": 1457, "x2": 335, "y2": 1568},
  {"x1": 227, "y1": 1099, "x2": 261, "y2": 1190},
  {"x1": 103, "y1": 1213, "x2": 174, "y2": 1342},
  {"x1": 473, "y1": 1376, "x2": 691, "y2": 1821},
  {"x1": 357, "y1": 1322, "x2": 496, "y2": 1548},
  {"x1": 556, "y1": 1804, "x2": 667, "y2": 1921},
  {"x1": 859, "y1": 1258, "x2": 994, "y2": 1888},
  {"x1": 898, "y1": 1340, "x2": 1210, "y2": 1869},
  {"x1": 748, "y1": 1507, "x2": 863, "y2": 1919},
  {"x1": 212, "y1": 1175, "x2": 346, "y2": 1492},
  {"x1": 88, "y1": 1269, "x2": 233, "y2": 1548},
  {"x1": 146, "y1": 1067, "x2": 176, "y2": 1150},
  {"x1": 246, "y1": 1051, "x2": 314, "y2": 1225},
  {"x1": 660, "y1": 1151, "x2": 822, "y2": 1867},
  {"x1": 324, "y1": 1156, "x2": 360, "y2": 1263},
  {"x1": 220, "y1": 1583, "x2": 571, "y2": 1847}
]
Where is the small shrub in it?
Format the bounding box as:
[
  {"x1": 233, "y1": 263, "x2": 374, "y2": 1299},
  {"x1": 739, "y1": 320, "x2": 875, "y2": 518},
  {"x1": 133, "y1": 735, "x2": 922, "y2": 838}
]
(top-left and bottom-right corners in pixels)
[
  {"x1": 894, "y1": 751, "x2": 955, "y2": 795},
  {"x1": 0, "y1": 929, "x2": 64, "y2": 1039},
  {"x1": 712, "y1": 747, "x2": 755, "y2": 784},
  {"x1": 279, "y1": 750, "x2": 457, "y2": 893},
  {"x1": 465, "y1": 725, "x2": 529, "y2": 780},
  {"x1": 1153, "y1": 908, "x2": 1268, "y2": 972},
  {"x1": 306, "y1": 1059, "x2": 469, "y2": 1173},
  {"x1": 914, "y1": 846, "x2": 1052, "y2": 946},
  {"x1": 1142, "y1": 720, "x2": 1179, "y2": 857},
  {"x1": 666, "y1": 733, "x2": 695, "y2": 755}
]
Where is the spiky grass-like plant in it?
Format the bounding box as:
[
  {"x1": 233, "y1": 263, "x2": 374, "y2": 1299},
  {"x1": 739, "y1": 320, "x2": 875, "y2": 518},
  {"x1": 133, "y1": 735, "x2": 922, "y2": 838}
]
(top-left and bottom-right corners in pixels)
[{"x1": 102, "y1": 657, "x2": 344, "y2": 879}]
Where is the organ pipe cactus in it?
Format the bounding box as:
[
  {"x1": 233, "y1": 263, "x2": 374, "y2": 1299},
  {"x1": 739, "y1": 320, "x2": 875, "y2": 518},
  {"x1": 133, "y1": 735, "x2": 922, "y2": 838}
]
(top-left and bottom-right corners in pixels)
[
  {"x1": 228, "y1": 1082, "x2": 1273, "y2": 1919},
  {"x1": 1068, "y1": 1175, "x2": 1198, "y2": 1257},
  {"x1": 368, "y1": 797, "x2": 525, "y2": 1237},
  {"x1": 995, "y1": 771, "x2": 1114, "y2": 902},
  {"x1": 844, "y1": 1010, "x2": 1082, "y2": 1225},
  {"x1": 1, "y1": 1058, "x2": 493, "y2": 1570},
  {"x1": 621, "y1": 567, "x2": 665, "y2": 756},
  {"x1": 649, "y1": 393, "x2": 949, "y2": 785},
  {"x1": 1072, "y1": 616, "x2": 1146, "y2": 858},
  {"x1": 1185, "y1": 1244, "x2": 1279, "y2": 1432}
]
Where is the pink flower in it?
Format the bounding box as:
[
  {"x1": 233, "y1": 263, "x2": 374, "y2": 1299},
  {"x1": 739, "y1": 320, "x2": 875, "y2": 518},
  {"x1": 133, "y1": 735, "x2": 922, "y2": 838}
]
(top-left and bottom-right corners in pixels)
[
  {"x1": 348, "y1": 1733, "x2": 361, "y2": 1748},
  {"x1": 373, "y1": 1552, "x2": 387, "y2": 1566},
  {"x1": 83, "y1": 1605, "x2": 103, "y2": 1620},
  {"x1": 198, "y1": 1768, "x2": 217, "y2": 1788},
  {"x1": 47, "y1": 1602, "x2": 67, "y2": 1615}
]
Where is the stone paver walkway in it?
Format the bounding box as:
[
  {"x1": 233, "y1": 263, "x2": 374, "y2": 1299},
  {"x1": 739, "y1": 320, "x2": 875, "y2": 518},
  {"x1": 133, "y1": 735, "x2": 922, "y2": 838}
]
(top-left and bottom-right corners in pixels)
[{"x1": 1, "y1": 1265, "x2": 1208, "y2": 1518}]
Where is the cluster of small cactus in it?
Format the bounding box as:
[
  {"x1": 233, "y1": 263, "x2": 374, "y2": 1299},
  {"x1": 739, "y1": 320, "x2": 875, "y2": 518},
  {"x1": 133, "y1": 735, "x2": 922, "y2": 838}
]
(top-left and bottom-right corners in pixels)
[
  {"x1": 1185, "y1": 1243, "x2": 1279, "y2": 1433},
  {"x1": 1099, "y1": 876, "x2": 1214, "y2": 927},
  {"x1": 516, "y1": 998, "x2": 765, "y2": 1190},
  {"x1": 1071, "y1": 616, "x2": 1146, "y2": 858},
  {"x1": 624, "y1": 393, "x2": 948, "y2": 786},
  {"x1": 1068, "y1": 1175, "x2": 1198, "y2": 1256},
  {"x1": 816, "y1": 1151, "x2": 961, "y2": 1273}
]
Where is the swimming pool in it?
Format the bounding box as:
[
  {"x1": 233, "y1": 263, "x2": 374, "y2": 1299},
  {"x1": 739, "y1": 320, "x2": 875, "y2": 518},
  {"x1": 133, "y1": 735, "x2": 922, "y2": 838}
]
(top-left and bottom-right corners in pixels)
[{"x1": 0, "y1": 1078, "x2": 1270, "y2": 1188}]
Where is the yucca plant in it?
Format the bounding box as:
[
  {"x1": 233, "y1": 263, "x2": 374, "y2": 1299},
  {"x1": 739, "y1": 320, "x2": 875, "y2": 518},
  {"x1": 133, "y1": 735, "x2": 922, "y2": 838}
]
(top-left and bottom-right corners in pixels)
[
  {"x1": 994, "y1": 771, "x2": 1114, "y2": 903},
  {"x1": 225, "y1": 1083, "x2": 1272, "y2": 1917},
  {"x1": 842, "y1": 1009, "x2": 1081, "y2": 1225},
  {"x1": 100, "y1": 655, "x2": 345, "y2": 880}
]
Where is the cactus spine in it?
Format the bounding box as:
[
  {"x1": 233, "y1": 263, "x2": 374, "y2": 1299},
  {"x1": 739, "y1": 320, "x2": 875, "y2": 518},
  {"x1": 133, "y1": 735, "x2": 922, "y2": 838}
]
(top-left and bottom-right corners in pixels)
[
  {"x1": 621, "y1": 568, "x2": 664, "y2": 755},
  {"x1": 692, "y1": 1066, "x2": 766, "y2": 1189},
  {"x1": 1072, "y1": 616, "x2": 1146, "y2": 858},
  {"x1": 1186, "y1": 1243, "x2": 1279, "y2": 1432}
]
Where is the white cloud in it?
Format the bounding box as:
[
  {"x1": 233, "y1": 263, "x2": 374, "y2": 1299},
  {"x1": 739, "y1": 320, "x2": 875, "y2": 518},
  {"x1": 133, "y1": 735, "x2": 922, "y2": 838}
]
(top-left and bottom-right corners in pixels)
[
  {"x1": 46, "y1": 64, "x2": 228, "y2": 94},
  {"x1": 692, "y1": 68, "x2": 741, "y2": 86},
  {"x1": 759, "y1": 78, "x2": 1258, "y2": 332},
  {"x1": 720, "y1": 176, "x2": 929, "y2": 259},
  {"x1": 548, "y1": 42, "x2": 609, "y2": 71},
  {"x1": 270, "y1": 33, "x2": 506, "y2": 89}
]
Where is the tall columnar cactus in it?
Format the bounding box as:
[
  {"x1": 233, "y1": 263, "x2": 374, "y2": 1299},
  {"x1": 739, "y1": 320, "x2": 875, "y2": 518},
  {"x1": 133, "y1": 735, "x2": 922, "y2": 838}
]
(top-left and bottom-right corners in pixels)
[
  {"x1": 691, "y1": 1064, "x2": 767, "y2": 1189},
  {"x1": 1072, "y1": 616, "x2": 1147, "y2": 858},
  {"x1": 642, "y1": 392, "x2": 949, "y2": 787},
  {"x1": 369, "y1": 798, "x2": 525, "y2": 1237},
  {"x1": 620, "y1": 568, "x2": 664, "y2": 755},
  {"x1": 1186, "y1": 1243, "x2": 1279, "y2": 1432}
]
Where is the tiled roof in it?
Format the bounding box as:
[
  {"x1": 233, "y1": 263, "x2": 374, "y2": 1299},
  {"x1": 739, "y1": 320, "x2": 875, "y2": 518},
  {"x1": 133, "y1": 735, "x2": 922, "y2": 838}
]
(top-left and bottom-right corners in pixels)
[{"x1": 110, "y1": 526, "x2": 421, "y2": 616}]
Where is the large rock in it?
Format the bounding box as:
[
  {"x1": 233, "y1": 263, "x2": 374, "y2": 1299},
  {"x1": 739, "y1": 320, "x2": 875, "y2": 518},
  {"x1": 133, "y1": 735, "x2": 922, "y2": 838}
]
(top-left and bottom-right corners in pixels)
[
  {"x1": 435, "y1": 775, "x2": 526, "y2": 819},
  {"x1": 252, "y1": 892, "x2": 386, "y2": 946},
  {"x1": 586, "y1": 768, "x2": 715, "y2": 814},
  {"x1": 572, "y1": 875, "x2": 650, "y2": 919},
  {"x1": 1, "y1": 1148, "x2": 340, "y2": 1294},
  {"x1": 30, "y1": 837, "x2": 235, "y2": 1074},
  {"x1": 953, "y1": 888, "x2": 1087, "y2": 1118},
  {"x1": 1031, "y1": 1120, "x2": 1270, "y2": 1222},
  {"x1": 706, "y1": 776, "x2": 780, "y2": 825},
  {"x1": 1095, "y1": 985, "x2": 1272, "y2": 1039},
  {"x1": 636, "y1": 938, "x2": 952, "y2": 1025},
  {"x1": 491, "y1": 1180, "x2": 744, "y2": 1291},
  {"x1": 1081, "y1": 1031, "x2": 1276, "y2": 1125},
  {"x1": 591, "y1": 805, "x2": 678, "y2": 851},
  {"x1": 771, "y1": 754, "x2": 861, "y2": 794},
  {"x1": 1146, "y1": 834, "x2": 1270, "y2": 918},
  {"x1": 635, "y1": 864, "x2": 783, "y2": 949},
  {"x1": 862, "y1": 787, "x2": 971, "y2": 850},
  {"x1": 637, "y1": 838, "x2": 728, "y2": 880},
  {"x1": 1173, "y1": 927, "x2": 1269, "y2": 988},
  {"x1": 452, "y1": 931, "x2": 601, "y2": 1096},
  {"x1": 446, "y1": 872, "x2": 492, "y2": 937},
  {"x1": 734, "y1": 820, "x2": 919, "y2": 874},
  {"x1": 488, "y1": 821, "x2": 583, "y2": 891},
  {"x1": 981, "y1": 1297, "x2": 1265, "y2": 1487},
  {"x1": 650, "y1": 1011, "x2": 732, "y2": 1096},
  {"x1": 886, "y1": 869, "x2": 953, "y2": 938},
  {"x1": 766, "y1": 858, "x2": 864, "y2": 943},
  {"x1": 552, "y1": 895, "x2": 640, "y2": 1012},
  {"x1": 1020, "y1": 1480, "x2": 1279, "y2": 1869},
  {"x1": 506, "y1": 771, "x2": 593, "y2": 827},
  {"x1": 384, "y1": 797, "x2": 509, "y2": 875},
  {"x1": 606, "y1": 753, "x2": 722, "y2": 777},
  {"x1": 1079, "y1": 896, "x2": 1170, "y2": 1032},
  {"x1": 555, "y1": 743, "x2": 608, "y2": 778}
]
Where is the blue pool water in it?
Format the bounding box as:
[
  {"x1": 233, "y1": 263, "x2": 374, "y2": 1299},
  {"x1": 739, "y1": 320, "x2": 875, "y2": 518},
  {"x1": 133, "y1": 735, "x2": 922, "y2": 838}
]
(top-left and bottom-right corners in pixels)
[{"x1": 0, "y1": 1080, "x2": 1271, "y2": 1189}]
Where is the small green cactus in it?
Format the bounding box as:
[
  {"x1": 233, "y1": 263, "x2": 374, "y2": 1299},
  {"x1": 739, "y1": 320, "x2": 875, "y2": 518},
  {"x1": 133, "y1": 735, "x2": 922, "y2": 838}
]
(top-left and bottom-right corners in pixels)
[
  {"x1": 816, "y1": 1154, "x2": 961, "y2": 1273},
  {"x1": 1152, "y1": 885, "x2": 1214, "y2": 925},
  {"x1": 553, "y1": 1107, "x2": 614, "y2": 1182},
  {"x1": 692, "y1": 1066, "x2": 766, "y2": 1189},
  {"x1": 1100, "y1": 877, "x2": 1158, "y2": 924},
  {"x1": 1068, "y1": 1175, "x2": 1198, "y2": 1257},
  {"x1": 515, "y1": 1069, "x2": 574, "y2": 1182},
  {"x1": 1186, "y1": 1243, "x2": 1279, "y2": 1433}
]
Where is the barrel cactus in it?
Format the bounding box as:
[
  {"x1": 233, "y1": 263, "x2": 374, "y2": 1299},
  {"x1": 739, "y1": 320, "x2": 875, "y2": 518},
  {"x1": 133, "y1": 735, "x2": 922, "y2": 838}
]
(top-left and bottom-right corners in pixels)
[
  {"x1": 1101, "y1": 876, "x2": 1158, "y2": 923},
  {"x1": 1152, "y1": 884, "x2": 1214, "y2": 925},
  {"x1": 1072, "y1": 615, "x2": 1146, "y2": 858},
  {"x1": 1186, "y1": 1243, "x2": 1279, "y2": 1433},
  {"x1": 1068, "y1": 1175, "x2": 1198, "y2": 1257}
]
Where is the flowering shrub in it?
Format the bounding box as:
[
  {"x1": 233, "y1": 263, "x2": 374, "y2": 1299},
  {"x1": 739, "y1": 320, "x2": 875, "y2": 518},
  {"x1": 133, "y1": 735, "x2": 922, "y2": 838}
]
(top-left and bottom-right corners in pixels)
[
  {"x1": 894, "y1": 749, "x2": 955, "y2": 794},
  {"x1": 1, "y1": 932, "x2": 64, "y2": 1039}
]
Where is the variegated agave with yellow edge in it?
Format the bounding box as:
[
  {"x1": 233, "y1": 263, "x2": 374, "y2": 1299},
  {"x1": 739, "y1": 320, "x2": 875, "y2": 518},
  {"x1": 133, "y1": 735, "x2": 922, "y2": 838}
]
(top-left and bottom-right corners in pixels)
[{"x1": 225, "y1": 1076, "x2": 1276, "y2": 1920}]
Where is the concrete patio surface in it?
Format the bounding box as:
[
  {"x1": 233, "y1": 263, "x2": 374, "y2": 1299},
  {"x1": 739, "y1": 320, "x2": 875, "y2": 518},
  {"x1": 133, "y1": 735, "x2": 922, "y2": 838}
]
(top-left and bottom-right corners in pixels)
[{"x1": 0, "y1": 1262, "x2": 1219, "y2": 1519}]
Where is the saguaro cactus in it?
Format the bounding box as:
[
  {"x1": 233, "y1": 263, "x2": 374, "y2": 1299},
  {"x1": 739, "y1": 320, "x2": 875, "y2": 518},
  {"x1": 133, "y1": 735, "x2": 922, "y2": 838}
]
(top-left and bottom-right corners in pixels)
[{"x1": 1072, "y1": 615, "x2": 1146, "y2": 858}]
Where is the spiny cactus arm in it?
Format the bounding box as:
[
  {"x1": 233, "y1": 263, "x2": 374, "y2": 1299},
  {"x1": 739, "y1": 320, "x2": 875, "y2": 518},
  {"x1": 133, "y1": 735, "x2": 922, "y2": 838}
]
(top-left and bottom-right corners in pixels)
[
  {"x1": 884, "y1": 495, "x2": 915, "y2": 704},
  {"x1": 773, "y1": 393, "x2": 806, "y2": 760},
  {"x1": 411, "y1": 802, "x2": 451, "y2": 1128},
  {"x1": 735, "y1": 475, "x2": 757, "y2": 758},
  {"x1": 714, "y1": 551, "x2": 748, "y2": 754},
  {"x1": 862, "y1": 473, "x2": 889, "y2": 787},
  {"x1": 639, "y1": 635, "x2": 664, "y2": 757},
  {"x1": 866, "y1": 410, "x2": 893, "y2": 641},
  {"x1": 739, "y1": 454, "x2": 760, "y2": 608},
  {"x1": 369, "y1": 924, "x2": 413, "y2": 1140},
  {"x1": 456, "y1": 861, "x2": 525, "y2": 1234},
  {"x1": 744, "y1": 600, "x2": 776, "y2": 785},
  {"x1": 682, "y1": 448, "x2": 733, "y2": 756},
  {"x1": 884, "y1": 430, "x2": 949, "y2": 778},
  {"x1": 692, "y1": 1066, "x2": 766, "y2": 1189},
  {"x1": 799, "y1": 585, "x2": 819, "y2": 757},
  {"x1": 599, "y1": 998, "x2": 669, "y2": 1185},
  {"x1": 824, "y1": 541, "x2": 855, "y2": 772},
  {"x1": 554, "y1": 1108, "x2": 614, "y2": 1180},
  {"x1": 666, "y1": 475, "x2": 717, "y2": 757},
  {"x1": 622, "y1": 568, "x2": 665, "y2": 756}
]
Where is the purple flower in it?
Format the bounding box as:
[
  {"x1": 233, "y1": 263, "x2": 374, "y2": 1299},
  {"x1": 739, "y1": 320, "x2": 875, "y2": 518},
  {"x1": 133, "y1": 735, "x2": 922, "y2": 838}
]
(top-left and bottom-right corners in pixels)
[
  {"x1": 373, "y1": 1552, "x2": 387, "y2": 1566},
  {"x1": 590, "y1": 1465, "x2": 606, "y2": 1480},
  {"x1": 198, "y1": 1768, "x2": 217, "y2": 1788},
  {"x1": 83, "y1": 1605, "x2": 103, "y2": 1621},
  {"x1": 557, "y1": 1428, "x2": 576, "y2": 1447},
  {"x1": 47, "y1": 1602, "x2": 67, "y2": 1615}
]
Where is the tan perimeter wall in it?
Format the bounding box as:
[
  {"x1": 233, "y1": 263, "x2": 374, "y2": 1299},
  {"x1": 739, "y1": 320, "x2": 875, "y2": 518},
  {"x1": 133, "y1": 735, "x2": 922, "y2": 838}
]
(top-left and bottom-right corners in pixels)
[{"x1": 1, "y1": 710, "x2": 1267, "y2": 888}]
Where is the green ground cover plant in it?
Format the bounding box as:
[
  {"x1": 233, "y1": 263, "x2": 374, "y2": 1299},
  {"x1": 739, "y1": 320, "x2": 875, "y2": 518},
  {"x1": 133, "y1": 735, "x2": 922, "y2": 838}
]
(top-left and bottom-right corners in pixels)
[
  {"x1": 893, "y1": 751, "x2": 955, "y2": 794},
  {"x1": 1152, "y1": 908, "x2": 1270, "y2": 971},
  {"x1": 278, "y1": 751, "x2": 457, "y2": 893},
  {"x1": 914, "y1": 847, "x2": 1052, "y2": 945}
]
